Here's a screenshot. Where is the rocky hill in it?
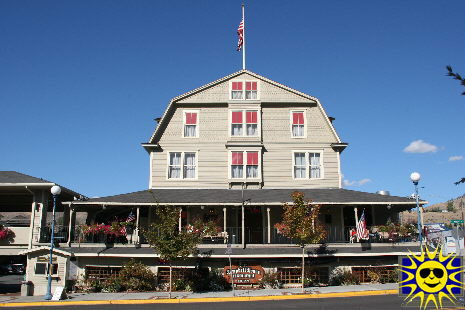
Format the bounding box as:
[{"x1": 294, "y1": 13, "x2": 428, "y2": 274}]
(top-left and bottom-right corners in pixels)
[{"x1": 401, "y1": 194, "x2": 465, "y2": 225}]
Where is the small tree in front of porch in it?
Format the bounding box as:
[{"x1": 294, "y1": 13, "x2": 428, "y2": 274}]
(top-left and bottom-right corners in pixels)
[
  {"x1": 142, "y1": 205, "x2": 202, "y2": 298},
  {"x1": 275, "y1": 191, "x2": 326, "y2": 292}
]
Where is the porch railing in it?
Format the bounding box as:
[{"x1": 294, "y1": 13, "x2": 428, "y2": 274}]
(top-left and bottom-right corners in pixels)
[{"x1": 36, "y1": 226, "x2": 69, "y2": 243}]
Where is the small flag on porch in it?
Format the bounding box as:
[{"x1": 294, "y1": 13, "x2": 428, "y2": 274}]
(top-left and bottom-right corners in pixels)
[
  {"x1": 237, "y1": 18, "x2": 244, "y2": 51},
  {"x1": 121, "y1": 210, "x2": 136, "y2": 235},
  {"x1": 356, "y1": 210, "x2": 369, "y2": 240}
]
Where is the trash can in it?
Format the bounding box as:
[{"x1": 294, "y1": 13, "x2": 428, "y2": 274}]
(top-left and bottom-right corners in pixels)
[{"x1": 21, "y1": 281, "x2": 33, "y2": 296}]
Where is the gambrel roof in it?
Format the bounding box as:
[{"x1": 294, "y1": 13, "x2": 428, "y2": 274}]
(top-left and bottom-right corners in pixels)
[{"x1": 144, "y1": 69, "x2": 342, "y2": 147}]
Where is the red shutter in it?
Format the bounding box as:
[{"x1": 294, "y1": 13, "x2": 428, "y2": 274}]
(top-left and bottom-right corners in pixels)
[
  {"x1": 232, "y1": 152, "x2": 243, "y2": 165},
  {"x1": 232, "y1": 111, "x2": 243, "y2": 124},
  {"x1": 246, "y1": 111, "x2": 257, "y2": 124},
  {"x1": 232, "y1": 82, "x2": 242, "y2": 90},
  {"x1": 246, "y1": 81, "x2": 257, "y2": 91},
  {"x1": 247, "y1": 152, "x2": 258, "y2": 165},
  {"x1": 185, "y1": 112, "x2": 197, "y2": 125},
  {"x1": 293, "y1": 112, "x2": 304, "y2": 125}
]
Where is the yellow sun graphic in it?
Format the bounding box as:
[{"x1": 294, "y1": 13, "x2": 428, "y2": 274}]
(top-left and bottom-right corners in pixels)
[{"x1": 399, "y1": 245, "x2": 464, "y2": 309}]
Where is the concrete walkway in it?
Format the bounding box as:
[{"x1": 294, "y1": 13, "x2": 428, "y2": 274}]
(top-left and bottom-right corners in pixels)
[{"x1": 0, "y1": 283, "x2": 397, "y2": 304}]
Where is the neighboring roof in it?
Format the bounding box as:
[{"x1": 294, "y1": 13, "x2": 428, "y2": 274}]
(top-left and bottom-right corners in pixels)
[
  {"x1": 0, "y1": 171, "x2": 53, "y2": 184},
  {"x1": 0, "y1": 171, "x2": 84, "y2": 198},
  {"x1": 66, "y1": 188, "x2": 426, "y2": 206},
  {"x1": 145, "y1": 69, "x2": 342, "y2": 146},
  {"x1": 59, "y1": 244, "x2": 421, "y2": 258},
  {"x1": 18, "y1": 246, "x2": 72, "y2": 257}
]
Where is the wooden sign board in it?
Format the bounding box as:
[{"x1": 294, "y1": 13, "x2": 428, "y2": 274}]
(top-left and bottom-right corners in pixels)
[
  {"x1": 51, "y1": 286, "x2": 66, "y2": 300},
  {"x1": 224, "y1": 265, "x2": 264, "y2": 284}
]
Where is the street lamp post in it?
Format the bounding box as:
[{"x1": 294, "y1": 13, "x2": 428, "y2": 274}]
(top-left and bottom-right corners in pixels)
[
  {"x1": 410, "y1": 172, "x2": 422, "y2": 251},
  {"x1": 44, "y1": 185, "x2": 61, "y2": 300}
]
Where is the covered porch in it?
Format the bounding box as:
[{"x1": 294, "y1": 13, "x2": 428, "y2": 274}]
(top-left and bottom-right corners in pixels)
[{"x1": 55, "y1": 188, "x2": 425, "y2": 247}]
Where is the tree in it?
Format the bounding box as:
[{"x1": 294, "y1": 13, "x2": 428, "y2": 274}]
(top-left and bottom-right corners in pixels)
[
  {"x1": 445, "y1": 66, "x2": 464, "y2": 186},
  {"x1": 142, "y1": 205, "x2": 202, "y2": 298},
  {"x1": 447, "y1": 201, "x2": 455, "y2": 212},
  {"x1": 274, "y1": 192, "x2": 326, "y2": 292}
]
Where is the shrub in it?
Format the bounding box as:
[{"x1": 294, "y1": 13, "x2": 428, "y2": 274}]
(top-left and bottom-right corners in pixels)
[
  {"x1": 207, "y1": 270, "x2": 231, "y2": 292},
  {"x1": 330, "y1": 270, "x2": 360, "y2": 286},
  {"x1": 117, "y1": 259, "x2": 157, "y2": 291},
  {"x1": 174, "y1": 278, "x2": 193, "y2": 292},
  {"x1": 259, "y1": 271, "x2": 282, "y2": 289},
  {"x1": 367, "y1": 270, "x2": 380, "y2": 284}
]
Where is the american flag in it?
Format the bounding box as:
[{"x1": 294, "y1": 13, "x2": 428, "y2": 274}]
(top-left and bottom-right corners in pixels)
[
  {"x1": 237, "y1": 18, "x2": 244, "y2": 51},
  {"x1": 356, "y1": 210, "x2": 369, "y2": 240},
  {"x1": 121, "y1": 210, "x2": 136, "y2": 235}
]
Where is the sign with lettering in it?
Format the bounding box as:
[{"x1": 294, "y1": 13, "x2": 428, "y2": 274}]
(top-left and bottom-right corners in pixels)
[{"x1": 224, "y1": 265, "x2": 264, "y2": 284}]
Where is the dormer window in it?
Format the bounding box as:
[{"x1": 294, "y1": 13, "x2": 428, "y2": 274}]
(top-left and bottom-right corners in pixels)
[
  {"x1": 230, "y1": 81, "x2": 259, "y2": 100},
  {"x1": 183, "y1": 110, "x2": 199, "y2": 138},
  {"x1": 291, "y1": 111, "x2": 305, "y2": 138}
]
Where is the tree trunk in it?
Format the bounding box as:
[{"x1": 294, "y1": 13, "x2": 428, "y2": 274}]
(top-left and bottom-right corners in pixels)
[
  {"x1": 169, "y1": 263, "x2": 172, "y2": 299},
  {"x1": 301, "y1": 245, "x2": 305, "y2": 293}
]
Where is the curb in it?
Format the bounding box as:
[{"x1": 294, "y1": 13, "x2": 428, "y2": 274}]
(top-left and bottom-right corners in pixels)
[{"x1": 0, "y1": 289, "x2": 398, "y2": 307}]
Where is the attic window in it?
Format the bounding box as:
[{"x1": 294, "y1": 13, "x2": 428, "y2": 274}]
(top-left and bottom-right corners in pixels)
[{"x1": 231, "y1": 81, "x2": 259, "y2": 100}]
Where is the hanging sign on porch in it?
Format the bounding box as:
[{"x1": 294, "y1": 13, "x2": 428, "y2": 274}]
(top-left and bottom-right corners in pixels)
[{"x1": 224, "y1": 265, "x2": 264, "y2": 284}]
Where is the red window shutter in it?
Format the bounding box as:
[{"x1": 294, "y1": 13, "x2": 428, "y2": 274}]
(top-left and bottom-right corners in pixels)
[
  {"x1": 247, "y1": 152, "x2": 258, "y2": 165},
  {"x1": 232, "y1": 152, "x2": 243, "y2": 165},
  {"x1": 246, "y1": 111, "x2": 257, "y2": 124},
  {"x1": 232, "y1": 82, "x2": 243, "y2": 91},
  {"x1": 293, "y1": 112, "x2": 304, "y2": 125},
  {"x1": 232, "y1": 111, "x2": 243, "y2": 124},
  {"x1": 185, "y1": 113, "x2": 197, "y2": 125},
  {"x1": 252, "y1": 82, "x2": 257, "y2": 91},
  {"x1": 246, "y1": 82, "x2": 257, "y2": 91}
]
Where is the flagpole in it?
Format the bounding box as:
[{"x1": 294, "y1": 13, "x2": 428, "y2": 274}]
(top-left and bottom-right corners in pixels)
[{"x1": 242, "y1": 3, "x2": 245, "y2": 70}]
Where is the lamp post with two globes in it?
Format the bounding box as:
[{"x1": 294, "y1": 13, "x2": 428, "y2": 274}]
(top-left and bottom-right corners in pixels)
[
  {"x1": 410, "y1": 172, "x2": 422, "y2": 250},
  {"x1": 44, "y1": 185, "x2": 61, "y2": 300}
]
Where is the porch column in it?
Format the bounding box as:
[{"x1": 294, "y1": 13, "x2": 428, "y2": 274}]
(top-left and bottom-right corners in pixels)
[
  {"x1": 354, "y1": 207, "x2": 359, "y2": 242},
  {"x1": 67, "y1": 205, "x2": 75, "y2": 246},
  {"x1": 267, "y1": 207, "x2": 271, "y2": 244},
  {"x1": 223, "y1": 207, "x2": 227, "y2": 244},
  {"x1": 178, "y1": 208, "x2": 182, "y2": 232},
  {"x1": 135, "y1": 206, "x2": 140, "y2": 244}
]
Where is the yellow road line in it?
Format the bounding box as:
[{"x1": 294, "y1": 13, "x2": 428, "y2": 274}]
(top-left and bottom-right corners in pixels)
[{"x1": 0, "y1": 289, "x2": 398, "y2": 307}]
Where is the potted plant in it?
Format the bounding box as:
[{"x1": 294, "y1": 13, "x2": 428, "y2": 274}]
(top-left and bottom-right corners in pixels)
[{"x1": 0, "y1": 225, "x2": 14, "y2": 242}]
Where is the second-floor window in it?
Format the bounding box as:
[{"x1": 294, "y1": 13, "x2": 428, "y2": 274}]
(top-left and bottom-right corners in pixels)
[
  {"x1": 231, "y1": 151, "x2": 259, "y2": 179},
  {"x1": 231, "y1": 110, "x2": 259, "y2": 137},
  {"x1": 293, "y1": 152, "x2": 322, "y2": 179},
  {"x1": 168, "y1": 152, "x2": 197, "y2": 179},
  {"x1": 291, "y1": 111, "x2": 305, "y2": 137},
  {"x1": 183, "y1": 110, "x2": 198, "y2": 137}
]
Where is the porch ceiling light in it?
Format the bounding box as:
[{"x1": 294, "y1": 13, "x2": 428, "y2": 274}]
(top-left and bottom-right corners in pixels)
[
  {"x1": 51, "y1": 185, "x2": 61, "y2": 196},
  {"x1": 410, "y1": 172, "x2": 421, "y2": 184}
]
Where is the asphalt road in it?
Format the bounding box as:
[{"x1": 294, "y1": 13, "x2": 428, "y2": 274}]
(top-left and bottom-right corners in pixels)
[{"x1": 18, "y1": 295, "x2": 407, "y2": 310}]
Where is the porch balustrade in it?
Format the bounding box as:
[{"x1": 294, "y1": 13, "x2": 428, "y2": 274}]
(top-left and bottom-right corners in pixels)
[{"x1": 36, "y1": 225, "x2": 69, "y2": 244}]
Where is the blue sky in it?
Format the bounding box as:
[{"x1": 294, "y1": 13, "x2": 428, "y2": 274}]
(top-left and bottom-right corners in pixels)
[{"x1": 0, "y1": 0, "x2": 464, "y2": 205}]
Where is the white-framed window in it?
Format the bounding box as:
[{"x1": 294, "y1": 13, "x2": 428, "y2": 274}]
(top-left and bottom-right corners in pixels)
[
  {"x1": 168, "y1": 152, "x2": 197, "y2": 179},
  {"x1": 291, "y1": 111, "x2": 305, "y2": 138},
  {"x1": 292, "y1": 151, "x2": 323, "y2": 179},
  {"x1": 183, "y1": 110, "x2": 199, "y2": 138},
  {"x1": 35, "y1": 262, "x2": 58, "y2": 275},
  {"x1": 230, "y1": 110, "x2": 259, "y2": 137},
  {"x1": 230, "y1": 80, "x2": 259, "y2": 100},
  {"x1": 230, "y1": 151, "x2": 260, "y2": 179}
]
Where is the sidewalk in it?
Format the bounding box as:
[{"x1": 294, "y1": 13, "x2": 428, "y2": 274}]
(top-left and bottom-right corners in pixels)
[{"x1": 0, "y1": 283, "x2": 398, "y2": 306}]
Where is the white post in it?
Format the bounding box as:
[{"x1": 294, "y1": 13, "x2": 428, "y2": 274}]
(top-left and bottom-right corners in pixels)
[
  {"x1": 179, "y1": 208, "x2": 182, "y2": 232},
  {"x1": 223, "y1": 207, "x2": 227, "y2": 244},
  {"x1": 135, "y1": 206, "x2": 140, "y2": 244},
  {"x1": 28, "y1": 193, "x2": 36, "y2": 249},
  {"x1": 242, "y1": 4, "x2": 246, "y2": 70},
  {"x1": 354, "y1": 207, "x2": 359, "y2": 242},
  {"x1": 267, "y1": 207, "x2": 271, "y2": 244},
  {"x1": 67, "y1": 205, "x2": 75, "y2": 246}
]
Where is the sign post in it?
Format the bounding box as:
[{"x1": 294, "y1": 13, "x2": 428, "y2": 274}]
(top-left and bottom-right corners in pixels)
[{"x1": 226, "y1": 243, "x2": 234, "y2": 296}]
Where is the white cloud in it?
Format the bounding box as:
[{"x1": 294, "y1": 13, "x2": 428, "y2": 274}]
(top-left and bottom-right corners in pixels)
[
  {"x1": 343, "y1": 178, "x2": 372, "y2": 187},
  {"x1": 403, "y1": 140, "x2": 438, "y2": 153},
  {"x1": 449, "y1": 155, "x2": 464, "y2": 162}
]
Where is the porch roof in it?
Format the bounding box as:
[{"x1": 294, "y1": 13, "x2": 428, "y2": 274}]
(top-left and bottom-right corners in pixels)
[{"x1": 65, "y1": 188, "x2": 426, "y2": 206}]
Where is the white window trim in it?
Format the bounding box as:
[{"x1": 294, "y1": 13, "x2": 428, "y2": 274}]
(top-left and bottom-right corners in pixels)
[
  {"x1": 290, "y1": 110, "x2": 307, "y2": 139},
  {"x1": 182, "y1": 109, "x2": 199, "y2": 138},
  {"x1": 228, "y1": 150, "x2": 261, "y2": 180},
  {"x1": 229, "y1": 109, "x2": 261, "y2": 138},
  {"x1": 291, "y1": 150, "x2": 324, "y2": 180},
  {"x1": 166, "y1": 151, "x2": 198, "y2": 180},
  {"x1": 229, "y1": 80, "x2": 260, "y2": 101}
]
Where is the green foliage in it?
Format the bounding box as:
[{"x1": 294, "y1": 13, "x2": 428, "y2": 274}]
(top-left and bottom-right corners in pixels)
[
  {"x1": 117, "y1": 259, "x2": 157, "y2": 291},
  {"x1": 330, "y1": 270, "x2": 360, "y2": 286},
  {"x1": 447, "y1": 201, "x2": 455, "y2": 212},
  {"x1": 174, "y1": 278, "x2": 193, "y2": 292},
  {"x1": 206, "y1": 270, "x2": 231, "y2": 292},
  {"x1": 274, "y1": 191, "x2": 326, "y2": 247},
  {"x1": 259, "y1": 271, "x2": 283, "y2": 289}
]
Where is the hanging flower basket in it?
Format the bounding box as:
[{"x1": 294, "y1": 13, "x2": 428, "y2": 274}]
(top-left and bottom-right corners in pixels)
[{"x1": 0, "y1": 225, "x2": 14, "y2": 241}]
